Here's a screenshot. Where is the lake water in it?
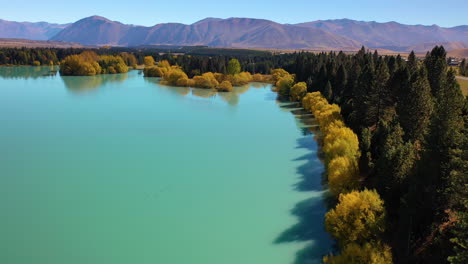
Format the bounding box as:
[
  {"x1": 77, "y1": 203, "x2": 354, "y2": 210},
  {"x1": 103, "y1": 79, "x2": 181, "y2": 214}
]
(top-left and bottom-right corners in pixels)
[{"x1": 0, "y1": 67, "x2": 332, "y2": 264}]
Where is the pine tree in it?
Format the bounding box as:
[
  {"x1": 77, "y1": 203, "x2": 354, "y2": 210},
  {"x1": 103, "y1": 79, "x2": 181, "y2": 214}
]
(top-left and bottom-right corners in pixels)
[
  {"x1": 349, "y1": 64, "x2": 376, "y2": 132},
  {"x1": 334, "y1": 64, "x2": 347, "y2": 103},
  {"x1": 397, "y1": 67, "x2": 434, "y2": 144},
  {"x1": 425, "y1": 46, "x2": 447, "y2": 98},
  {"x1": 324, "y1": 81, "x2": 333, "y2": 101},
  {"x1": 374, "y1": 119, "x2": 416, "y2": 215},
  {"x1": 407, "y1": 51, "x2": 417, "y2": 71}
]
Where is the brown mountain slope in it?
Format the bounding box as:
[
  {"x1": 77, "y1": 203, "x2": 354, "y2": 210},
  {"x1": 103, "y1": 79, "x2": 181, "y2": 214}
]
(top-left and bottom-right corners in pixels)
[
  {"x1": 49, "y1": 16, "x2": 132, "y2": 46},
  {"x1": 51, "y1": 16, "x2": 362, "y2": 50},
  {"x1": 296, "y1": 19, "x2": 468, "y2": 49},
  {"x1": 448, "y1": 48, "x2": 468, "y2": 58},
  {"x1": 0, "y1": 19, "x2": 68, "y2": 40}
]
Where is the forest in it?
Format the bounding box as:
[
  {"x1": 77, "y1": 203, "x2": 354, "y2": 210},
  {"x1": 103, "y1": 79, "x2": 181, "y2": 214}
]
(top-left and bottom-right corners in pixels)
[
  {"x1": 285, "y1": 47, "x2": 467, "y2": 264},
  {"x1": 0, "y1": 45, "x2": 466, "y2": 264}
]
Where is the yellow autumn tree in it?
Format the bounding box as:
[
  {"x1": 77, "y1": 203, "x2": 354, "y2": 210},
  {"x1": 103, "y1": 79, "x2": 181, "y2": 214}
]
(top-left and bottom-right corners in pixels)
[
  {"x1": 214, "y1": 73, "x2": 225, "y2": 83},
  {"x1": 175, "y1": 76, "x2": 193, "y2": 87},
  {"x1": 224, "y1": 72, "x2": 253, "y2": 86},
  {"x1": 323, "y1": 126, "x2": 360, "y2": 162},
  {"x1": 327, "y1": 157, "x2": 360, "y2": 196},
  {"x1": 290, "y1": 82, "x2": 307, "y2": 101},
  {"x1": 60, "y1": 54, "x2": 102, "y2": 76},
  {"x1": 252, "y1": 73, "x2": 270, "y2": 82},
  {"x1": 98, "y1": 55, "x2": 128, "y2": 74},
  {"x1": 323, "y1": 242, "x2": 393, "y2": 264},
  {"x1": 325, "y1": 189, "x2": 386, "y2": 245},
  {"x1": 271, "y1": 68, "x2": 291, "y2": 82},
  {"x1": 144, "y1": 66, "x2": 166, "y2": 77},
  {"x1": 157, "y1": 60, "x2": 170, "y2": 68},
  {"x1": 193, "y1": 72, "x2": 219, "y2": 89},
  {"x1": 313, "y1": 103, "x2": 343, "y2": 133},
  {"x1": 119, "y1": 52, "x2": 137, "y2": 68},
  {"x1": 162, "y1": 67, "x2": 188, "y2": 86},
  {"x1": 217, "y1": 81, "x2": 233, "y2": 92},
  {"x1": 144, "y1": 56, "x2": 155, "y2": 67},
  {"x1": 276, "y1": 75, "x2": 295, "y2": 98}
]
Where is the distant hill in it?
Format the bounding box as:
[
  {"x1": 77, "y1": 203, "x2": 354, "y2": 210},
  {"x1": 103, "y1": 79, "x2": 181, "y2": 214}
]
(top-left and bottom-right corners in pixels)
[
  {"x1": 296, "y1": 19, "x2": 468, "y2": 50},
  {"x1": 0, "y1": 38, "x2": 87, "y2": 48},
  {"x1": 50, "y1": 16, "x2": 361, "y2": 50},
  {"x1": 0, "y1": 19, "x2": 69, "y2": 40},
  {"x1": 1, "y1": 16, "x2": 467, "y2": 52},
  {"x1": 448, "y1": 48, "x2": 468, "y2": 58},
  {"x1": 405, "y1": 41, "x2": 468, "y2": 53}
]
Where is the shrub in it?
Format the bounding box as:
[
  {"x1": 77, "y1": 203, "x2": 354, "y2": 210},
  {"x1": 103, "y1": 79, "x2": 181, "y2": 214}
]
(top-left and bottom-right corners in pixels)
[
  {"x1": 163, "y1": 67, "x2": 189, "y2": 86},
  {"x1": 217, "y1": 81, "x2": 233, "y2": 92}
]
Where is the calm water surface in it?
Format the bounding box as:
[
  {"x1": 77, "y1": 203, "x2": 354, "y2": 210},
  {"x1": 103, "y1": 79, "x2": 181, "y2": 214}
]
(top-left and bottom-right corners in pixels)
[{"x1": 0, "y1": 67, "x2": 332, "y2": 264}]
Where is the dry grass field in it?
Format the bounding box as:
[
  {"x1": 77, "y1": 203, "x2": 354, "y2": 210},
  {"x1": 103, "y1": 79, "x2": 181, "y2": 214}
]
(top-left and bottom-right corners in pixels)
[{"x1": 456, "y1": 77, "x2": 468, "y2": 96}]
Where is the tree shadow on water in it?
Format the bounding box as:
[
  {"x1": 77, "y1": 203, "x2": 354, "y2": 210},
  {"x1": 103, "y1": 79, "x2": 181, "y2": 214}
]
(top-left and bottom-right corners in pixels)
[
  {"x1": 275, "y1": 197, "x2": 334, "y2": 264},
  {"x1": 274, "y1": 104, "x2": 336, "y2": 263},
  {"x1": 293, "y1": 137, "x2": 325, "y2": 192}
]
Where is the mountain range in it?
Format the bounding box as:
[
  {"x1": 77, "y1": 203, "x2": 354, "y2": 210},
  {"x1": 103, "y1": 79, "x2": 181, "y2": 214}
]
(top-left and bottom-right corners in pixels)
[
  {"x1": 0, "y1": 19, "x2": 69, "y2": 40},
  {"x1": 1, "y1": 16, "x2": 467, "y2": 52}
]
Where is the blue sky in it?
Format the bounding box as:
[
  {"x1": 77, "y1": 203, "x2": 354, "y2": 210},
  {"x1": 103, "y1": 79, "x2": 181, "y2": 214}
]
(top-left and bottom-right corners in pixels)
[{"x1": 1, "y1": 0, "x2": 467, "y2": 27}]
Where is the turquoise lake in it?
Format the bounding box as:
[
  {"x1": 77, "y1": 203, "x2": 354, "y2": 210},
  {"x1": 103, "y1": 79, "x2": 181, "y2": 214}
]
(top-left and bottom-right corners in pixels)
[{"x1": 0, "y1": 66, "x2": 332, "y2": 264}]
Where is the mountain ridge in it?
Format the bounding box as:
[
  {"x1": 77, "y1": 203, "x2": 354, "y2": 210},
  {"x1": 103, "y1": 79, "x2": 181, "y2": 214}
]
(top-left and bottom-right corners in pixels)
[
  {"x1": 50, "y1": 16, "x2": 362, "y2": 50},
  {"x1": 1, "y1": 16, "x2": 467, "y2": 52}
]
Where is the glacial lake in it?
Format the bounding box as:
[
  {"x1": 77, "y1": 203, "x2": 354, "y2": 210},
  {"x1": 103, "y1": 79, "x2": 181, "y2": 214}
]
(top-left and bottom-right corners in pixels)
[{"x1": 0, "y1": 66, "x2": 332, "y2": 264}]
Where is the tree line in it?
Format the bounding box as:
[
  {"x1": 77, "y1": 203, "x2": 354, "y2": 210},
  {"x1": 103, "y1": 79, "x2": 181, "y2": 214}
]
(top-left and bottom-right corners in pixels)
[
  {"x1": 283, "y1": 47, "x2": 466, "y2": 264},
  {"x1": 143, "y1": 58, "x2": 272, "y2": 92},
  {"x1": 0, "y1": 47, "x2": 288, "y2": 74},
  {"x1": 274, "y1": 69, "x2": 392, "y2": 263}
]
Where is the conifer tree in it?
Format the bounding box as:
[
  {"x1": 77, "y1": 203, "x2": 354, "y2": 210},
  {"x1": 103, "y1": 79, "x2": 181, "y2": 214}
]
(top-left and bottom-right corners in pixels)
[
  {"x1": 397, "y1": 67, "x2": 433, "y2": 143},
  {"x1": 324, "y1": 81, "x2": 333, "y2": 101},
  {"x1": 407, "y1": 51, "x2": 417, "y2": 71}
]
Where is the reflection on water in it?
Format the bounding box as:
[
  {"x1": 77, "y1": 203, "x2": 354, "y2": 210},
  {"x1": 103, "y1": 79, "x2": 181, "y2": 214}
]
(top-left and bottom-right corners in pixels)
[
  {"x1": 61, "y1": 72, "x2": 129, "y2": 94},
  {"x1": 144, "y1": 77, "x2": 191, "y2": 96},
  {"x1": 144, "y1": 77, "x2": 272, "y2": 105},
  {"x1": 0, "y1": 66, "x2": 58, "y2": 79},
  {"x1": 0, "y1": 66, "x2": 131, "y2": 94},
  {"x1": 191, "y1": 88, "x2": 217, "y2": 98},
  {"x1": 218, "y1": 92, "x2": 240, "y2": 106}
]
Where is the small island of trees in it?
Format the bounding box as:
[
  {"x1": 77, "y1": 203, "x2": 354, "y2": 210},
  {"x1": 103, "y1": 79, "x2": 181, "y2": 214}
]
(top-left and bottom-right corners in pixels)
[
  {"x1": 143, "y1": 58, "x2": 271, "y2": 92},
  {"x1": 60, "y1": 51, "x2": 130, "y2": 76}
]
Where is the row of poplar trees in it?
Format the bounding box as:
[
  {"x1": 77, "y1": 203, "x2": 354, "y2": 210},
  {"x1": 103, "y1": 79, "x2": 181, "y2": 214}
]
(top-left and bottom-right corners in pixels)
[{"x1": 287, "y1": 46, "x2": 466, "y2": 264}]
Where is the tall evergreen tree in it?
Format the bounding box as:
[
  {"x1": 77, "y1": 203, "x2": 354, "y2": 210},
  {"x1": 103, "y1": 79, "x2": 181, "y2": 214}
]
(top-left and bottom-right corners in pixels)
[
  {"x1": 407, "y1": 51, "x2": 417, "y2": 71},
  {"x1": 425, "y1": 46, "x2": 447, "y2": 98},
  {"x1": 397, "y1": 67, "x2": 434, "y2": 144},
  {"x1": 324, "y1": 81, "x2": 333, "y2": 101},
  {"x1": 334, "y1": 64, "x2": 348, "y2": 103}
]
